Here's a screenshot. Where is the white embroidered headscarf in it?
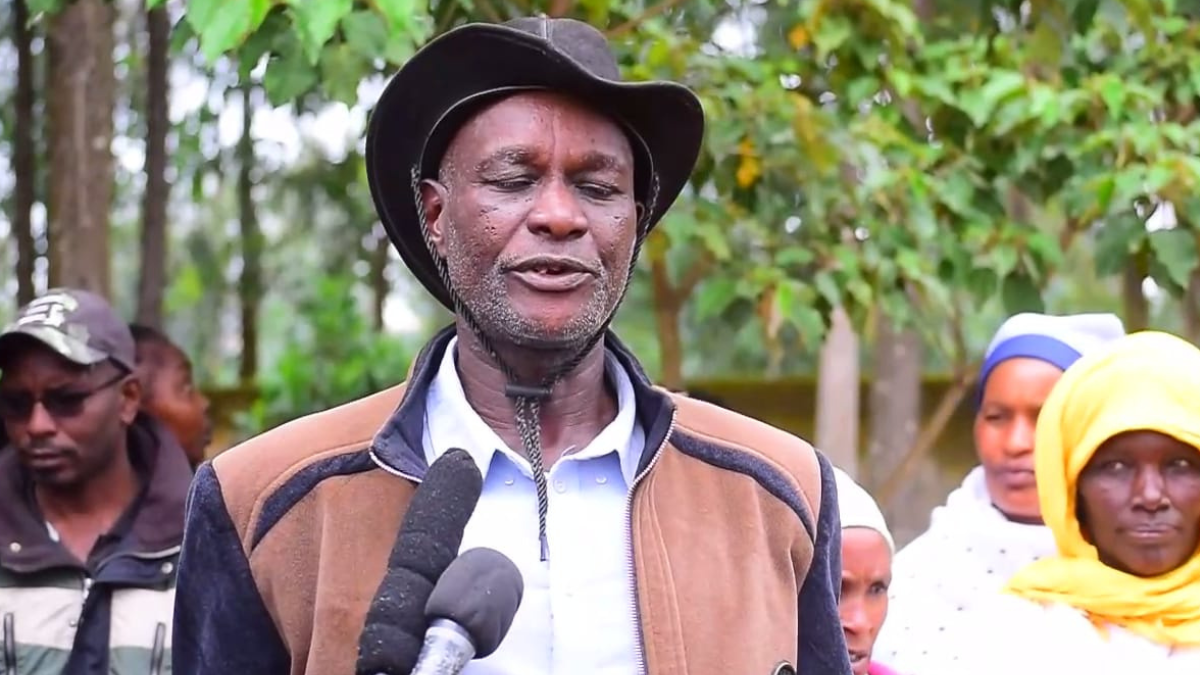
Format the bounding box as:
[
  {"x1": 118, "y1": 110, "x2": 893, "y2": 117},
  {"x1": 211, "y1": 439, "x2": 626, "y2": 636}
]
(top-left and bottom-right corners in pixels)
[{"x1": 833, "y1": 467, "x2": 893, "y2": 552}]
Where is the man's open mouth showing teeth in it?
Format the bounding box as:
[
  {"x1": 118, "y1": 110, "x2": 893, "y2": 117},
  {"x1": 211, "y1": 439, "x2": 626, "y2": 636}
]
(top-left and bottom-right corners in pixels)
[{"x1": 507, "y1": 256, "x2": 597, "y2": 292}]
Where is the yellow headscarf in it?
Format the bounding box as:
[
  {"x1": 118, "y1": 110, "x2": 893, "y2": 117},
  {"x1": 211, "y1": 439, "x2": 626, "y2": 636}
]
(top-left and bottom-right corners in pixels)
[{"x1": 1005, "y1": 330, "x2": 1200, "y2": 646}]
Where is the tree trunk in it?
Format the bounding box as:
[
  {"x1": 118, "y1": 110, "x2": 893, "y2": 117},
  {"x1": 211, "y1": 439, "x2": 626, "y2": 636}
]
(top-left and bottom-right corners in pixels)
[
  {"x1": 369, "y1": 224, "x2": 389, "y2": 331},
  {"x1": 815, "y1": 307, "x2": 860, "y2": 475},
  {"x1": 649, "y1": 256, "x2": 684, "y2": 390},
  {"x1": 1184, "y1": 265, "x2": 1200, "y2": 344},
  {"x1": 1122, "y1": 252, "x2": 1149, "y2": 331},
  {"x1": 135, "y1": 0, "x2": 171, "y2": 328},
  {"x1": 45, "y1": 0, "x2": 116, "y2": 297},
  {"x1": 867, "y1": 319, "x2": 922, "y2": 486},
  {"x1": 867, "y1": 318, "x2": 939, "y2": 544},
  {"x1": 237, "y1": 86, "x2": 262, "y2": 382},
  {"x1": 12, "y1": 0, "x2": 37, "y2": 306}
]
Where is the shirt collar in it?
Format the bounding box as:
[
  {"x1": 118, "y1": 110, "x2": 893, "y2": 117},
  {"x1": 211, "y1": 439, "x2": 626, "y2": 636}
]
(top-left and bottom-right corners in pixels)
[{"x1": 423, "y1": 336, "x2": 644, "y2": 487}]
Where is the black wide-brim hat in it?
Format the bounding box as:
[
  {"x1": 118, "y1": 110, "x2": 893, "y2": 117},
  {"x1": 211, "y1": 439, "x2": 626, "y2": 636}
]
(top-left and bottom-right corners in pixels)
[{"x1": 365, "y1": 16, "x2": 706, "y2": 309}]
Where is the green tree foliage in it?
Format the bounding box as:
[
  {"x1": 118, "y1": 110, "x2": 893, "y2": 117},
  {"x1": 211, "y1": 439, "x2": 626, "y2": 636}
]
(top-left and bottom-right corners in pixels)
[{"x1": 172, "y1": 0, "x2": 1200, "y2": 387}]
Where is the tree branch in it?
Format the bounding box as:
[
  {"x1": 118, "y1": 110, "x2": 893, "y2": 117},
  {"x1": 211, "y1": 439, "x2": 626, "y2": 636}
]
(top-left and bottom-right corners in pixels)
[
  {"x1": 875, "y1": 364, "x2": 978, "y2": 505},
  {"x1": 674, "y1": 249, "x2": 715, "y2": 301},
  {"x1": 605, "y1": 0, "x2": 687, "y2": 38},
  {"x1": 548, "y1": 0, "x2": 573, "y2": 17}
]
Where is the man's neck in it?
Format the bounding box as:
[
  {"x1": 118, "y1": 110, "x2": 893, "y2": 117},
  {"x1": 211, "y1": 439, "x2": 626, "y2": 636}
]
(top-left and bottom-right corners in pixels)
[{"x1": 454, "y1": 328, "x2": 618, "y2": 468}]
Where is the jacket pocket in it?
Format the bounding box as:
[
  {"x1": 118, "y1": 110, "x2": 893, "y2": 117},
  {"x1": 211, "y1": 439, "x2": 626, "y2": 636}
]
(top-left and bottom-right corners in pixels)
[
  {"x1": 148, "y1": 622, "x2": 166, "y2": 675},
  {"x1": 3, "y1": 613, "x2": 15, "y2": 675}
]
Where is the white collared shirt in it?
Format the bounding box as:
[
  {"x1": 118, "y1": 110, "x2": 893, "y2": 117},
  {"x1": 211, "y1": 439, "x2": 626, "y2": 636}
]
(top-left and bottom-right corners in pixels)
[{"x1": 422, "y1": 337, "x2": 645, "y2": 675}]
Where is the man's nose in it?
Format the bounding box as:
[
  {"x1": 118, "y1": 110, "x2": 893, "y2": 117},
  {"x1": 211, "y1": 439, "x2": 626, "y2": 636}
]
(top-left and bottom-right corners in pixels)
[
  {"x1": 1004, "y1": 416, "x2": 1036, "y2": 456},
  {"x1": 526, "y1": 177, "x2": 588, "y2": 240},
  {"x1": 1132, "y1": 466, "x2": 1170, "y2": 512},
  {"x1": 25, "y1": 402, "x2": 58, "y2": 438},
  {"x1": 840, "y1": 598, "x2": 869, "y2": 635}
]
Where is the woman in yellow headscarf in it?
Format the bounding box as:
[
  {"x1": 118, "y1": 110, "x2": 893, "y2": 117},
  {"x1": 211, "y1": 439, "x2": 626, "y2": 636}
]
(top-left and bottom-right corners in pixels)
[{"x1": 922, "y1": 331, "x2": 1200, "y2": 675}]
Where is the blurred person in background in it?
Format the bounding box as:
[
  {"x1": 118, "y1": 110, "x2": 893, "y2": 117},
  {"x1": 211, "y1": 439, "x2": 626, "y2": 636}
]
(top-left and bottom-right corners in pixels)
[
  {"x1": 0, "y1": 289, "x2": 191, "y2": 674},
  {"x1": 834, "y1": 467, "x2": 899, "y2": 675},
  {"x1": 873, "y1": 312, "x2": 1125, "y2": 673},
  {"x1": 923, "y1": 331, "x2": 1200, "y2": 674},
  {"x1": 130, "y1": 323, "x2": 212, "y2": 469}
]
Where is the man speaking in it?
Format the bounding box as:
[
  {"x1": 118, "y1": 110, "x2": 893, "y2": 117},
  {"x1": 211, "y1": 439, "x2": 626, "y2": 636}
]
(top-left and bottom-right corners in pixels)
[{"x1": 172, "y1": 15, "x2": 850, "y2": 675}]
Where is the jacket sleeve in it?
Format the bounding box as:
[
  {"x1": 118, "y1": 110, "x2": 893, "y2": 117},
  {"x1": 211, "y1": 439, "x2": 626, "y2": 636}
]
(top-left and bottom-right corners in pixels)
[
  {"x1": 797, "y1": 451, "x2": 853, "y2": 674},
  {"x1": 173, "y1": 463, "x2": 291, "y2": 674}
]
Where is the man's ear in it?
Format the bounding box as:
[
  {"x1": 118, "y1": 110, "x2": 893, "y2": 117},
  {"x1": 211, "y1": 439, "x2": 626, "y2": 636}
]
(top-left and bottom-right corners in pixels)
[
  {"x1": 635, "y1": 201, "x2": 646, "y2": 226},
  {"x1": 419, "y1": 179, "x2": 451, "y2": 256},
  {"x1": 118, "y1": 375, "x2": 141, "y2": 426}
]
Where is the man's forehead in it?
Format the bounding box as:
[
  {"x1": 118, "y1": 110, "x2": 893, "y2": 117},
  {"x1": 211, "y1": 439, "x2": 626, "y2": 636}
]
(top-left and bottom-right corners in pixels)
[
  {"x1": 0, "y1": 339, "x2": 95, "y2": 381},
  {"x1": 445, "y1": 95, "x2": 633, "y2": 169}
]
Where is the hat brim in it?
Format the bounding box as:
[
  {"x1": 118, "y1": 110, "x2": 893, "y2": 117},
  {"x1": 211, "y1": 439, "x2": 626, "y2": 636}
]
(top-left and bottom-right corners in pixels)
[
  {"x1": 365, "y1": 22, "x2": 705, "y2": 309},
  {"x1": 0, "y1": 325, "x2": 108, "y2": 367}
]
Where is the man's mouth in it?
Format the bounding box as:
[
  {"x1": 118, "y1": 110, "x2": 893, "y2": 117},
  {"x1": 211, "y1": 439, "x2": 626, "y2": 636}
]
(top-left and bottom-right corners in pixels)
[{"x1": 506, "y1": 256, "x2": 597, "y2": 293}]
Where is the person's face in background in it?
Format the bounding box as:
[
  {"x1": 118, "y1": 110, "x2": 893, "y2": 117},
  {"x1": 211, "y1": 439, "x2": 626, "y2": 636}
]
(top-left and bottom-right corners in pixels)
[
  {"x1": 0, "y1": 342, "x2": 138, "y2": 488},
  {"x1": 1078, "y1": 430, "x2": 1200, "y2": 577},
  {"x1": 840, "y1": 527, "x2": 892, "y2": 675},
  {"x1": 974, "y1": 357, "x2": 1064, "y2": 522},
  {"x1": 140, "y1": 343, "x2": 211, "y2": 467}
]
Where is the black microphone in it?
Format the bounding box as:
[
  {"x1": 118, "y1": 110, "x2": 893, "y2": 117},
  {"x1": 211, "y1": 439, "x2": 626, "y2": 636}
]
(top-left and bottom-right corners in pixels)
[
  {"x1": 356, "y1": 448, "x2": 483, "y2": 675},
  {"x1": 409, "y1": 547, "x2": 524, "y2": 674}
]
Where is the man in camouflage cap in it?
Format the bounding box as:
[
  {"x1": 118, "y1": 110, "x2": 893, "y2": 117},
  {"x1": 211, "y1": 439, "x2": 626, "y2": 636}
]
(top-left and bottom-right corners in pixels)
[{"x1": 0, "y1": 288, "x2": 192, "y2": 675}]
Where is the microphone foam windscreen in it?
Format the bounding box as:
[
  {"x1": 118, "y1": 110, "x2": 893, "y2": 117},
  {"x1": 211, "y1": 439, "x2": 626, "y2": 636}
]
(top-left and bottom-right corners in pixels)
[
  {"x1": 425, "y1": 547, "x2": 525, "y2": 658},
  {"x1": 356, "y1": 448, "x2": 484, "y2": 675}
]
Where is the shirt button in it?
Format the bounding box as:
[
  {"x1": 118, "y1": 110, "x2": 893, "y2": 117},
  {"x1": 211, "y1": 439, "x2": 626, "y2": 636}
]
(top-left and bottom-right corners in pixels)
[
  {"x1": 161, "y1": 562, "x2": 174, "y2": 575},
  {"x1": 554, "y1": 481, "x2": 566, "y2": 493},
  {"x1": 596, "y1": 475, "x2": 608, "y2": 485},
  {"x1": 8, "y1": 542, "x2": 21, "y2": 553},
  {"x1": 68, "y1": 618, "x2": 78, "y2": 628}
]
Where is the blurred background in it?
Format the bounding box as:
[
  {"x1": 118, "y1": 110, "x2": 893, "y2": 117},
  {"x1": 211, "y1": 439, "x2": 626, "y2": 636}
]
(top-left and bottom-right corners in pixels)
[{"x1": 1, "y1": 0, "x2": 1197, "y2": 544}]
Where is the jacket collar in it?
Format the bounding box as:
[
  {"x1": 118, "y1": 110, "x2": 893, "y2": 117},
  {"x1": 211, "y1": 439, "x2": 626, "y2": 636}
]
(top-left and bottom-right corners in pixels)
[
  {"x1": 371, "y1": 325, "x2": 676, "y2": 479},
  {"x1": 0, "y1": 413, "x2": 192, "y2": 572}
]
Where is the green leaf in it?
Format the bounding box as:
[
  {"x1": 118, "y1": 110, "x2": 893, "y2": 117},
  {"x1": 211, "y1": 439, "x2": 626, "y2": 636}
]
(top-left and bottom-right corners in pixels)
[
  {"x1": 287, "y1": 0, "x2": 353, "y2": 65},
  {"x1": 960, "y1": 71, "x2": 1026, "y2": 128},
  {"x1": 319, "y1": 42, "x2": 366, "y2": 105},
  {"x1": 26, "y1": 0, "x2": 63, "y2": 15},
  {"x1": 1001, "y1": 272, "x2": 1044, "y2": 314},
  {"x1": 694, "y1": 278, "x2": 741, "y2": 320},
  {"x1": 989, "y1": 245, "x2": 1020, "y2": 277},
  {"x1": 375, "y1": 0, "x2": 419, "y2": 38},
  {"x1": 813, "y1": 270, "x2": 841, "y2": 307},
  {"x1": 776, "y1": 247, "x2": 815, "y2": 267},
  {"x1": 341, "y1": 10, "x2": 390, "y2": 62},
  {"x1": 1099, "y1": 76, "x2": 1126, "y2": 119},
  {"x1": 812, "y1": 16, "x2": 854, "y2": 59},
  {"x1": 169, "y1": 16, "x2": 197, "y2": 54},
  {"x1": 186, "y1": 0, "x2": 272, "y2": 63},
  {"x1": 236, "y1": 12, "x2": 287, "y2": 80},
  {"x1": 1148, "y1": 228, "x2": 1199, "y2": 288},
  {"x1": 263, "y1": 44, "x2": 319, "y2": 105}
]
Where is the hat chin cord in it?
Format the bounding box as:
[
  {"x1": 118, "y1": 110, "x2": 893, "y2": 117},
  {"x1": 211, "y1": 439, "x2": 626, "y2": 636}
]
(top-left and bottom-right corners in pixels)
[{"x1": 410, "y1": 166, "x2": 659, "y2": 562}]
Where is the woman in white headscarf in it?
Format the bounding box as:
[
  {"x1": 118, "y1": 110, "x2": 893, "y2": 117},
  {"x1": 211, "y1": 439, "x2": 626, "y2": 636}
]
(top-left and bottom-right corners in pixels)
[
  {"x1": 834, "y1": 467, "x2": 899, "y2": 675},
  {"x1": 872, "y1": 312, "x2": 1125, "y2": 674}
]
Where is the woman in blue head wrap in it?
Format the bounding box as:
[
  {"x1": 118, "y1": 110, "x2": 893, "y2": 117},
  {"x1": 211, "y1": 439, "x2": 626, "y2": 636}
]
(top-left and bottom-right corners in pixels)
[{"x1": 872, "y1": 312, "x2": 1125, "y2": 674}]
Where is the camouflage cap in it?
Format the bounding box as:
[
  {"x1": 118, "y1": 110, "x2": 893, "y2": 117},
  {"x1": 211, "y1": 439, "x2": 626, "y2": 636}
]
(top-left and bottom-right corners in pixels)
[{"x1": 0, "y1": 288, "x2": 136, "y2": 373}]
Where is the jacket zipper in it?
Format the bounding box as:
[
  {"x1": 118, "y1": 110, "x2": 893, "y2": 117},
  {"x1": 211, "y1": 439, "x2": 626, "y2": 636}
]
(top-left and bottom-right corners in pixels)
[
  {"x1": 368, "y1": 449, "x2": 422, "y2": 484},
  {"x1": 625, "y1": 407, "x2": 677, "y2": 675},
  {"x1": 3, "y1": 612, "x2": 15, "y2": 675},
  {"x1": 148, "y1": 621, "x2": 167, "y2": 675}
]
